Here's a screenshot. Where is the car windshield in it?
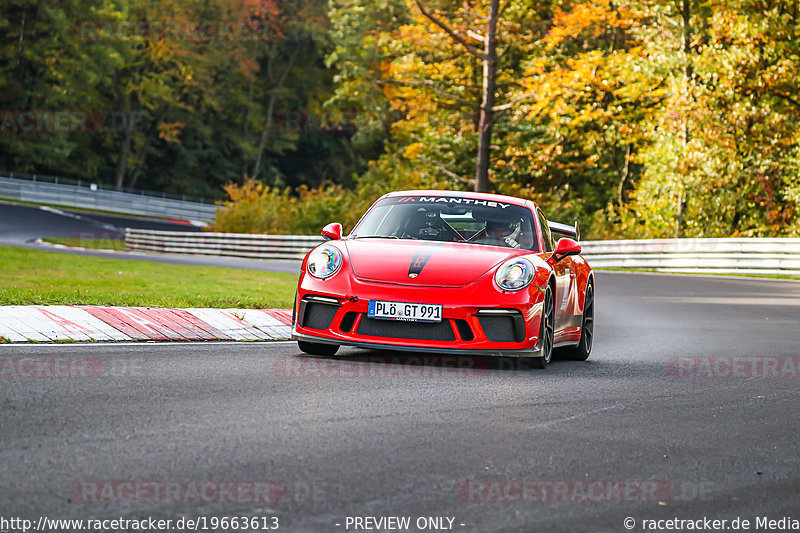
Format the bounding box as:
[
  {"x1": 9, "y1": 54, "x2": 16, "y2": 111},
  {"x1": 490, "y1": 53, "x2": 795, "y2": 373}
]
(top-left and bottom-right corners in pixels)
[{"x1": 351, "y1": 195, "x2": 539, "y2": 251}]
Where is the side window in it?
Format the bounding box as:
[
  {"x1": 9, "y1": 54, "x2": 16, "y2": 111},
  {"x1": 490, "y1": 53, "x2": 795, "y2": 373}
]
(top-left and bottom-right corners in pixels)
[{"x1": 537, "y1": 209, "x2": 554, "y2": 252}]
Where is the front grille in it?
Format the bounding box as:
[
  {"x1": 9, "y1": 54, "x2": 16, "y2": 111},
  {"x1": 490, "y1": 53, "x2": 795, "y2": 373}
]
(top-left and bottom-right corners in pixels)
[
  {"x1": 356, "y1": 316, "x2": 455, "y2": 341},
  {"x1": 477, "y1": 315, "x2": 518, "y2": 343},
  {"x1": 302, "y1": 302, "x2": 338, "y2": 330}
]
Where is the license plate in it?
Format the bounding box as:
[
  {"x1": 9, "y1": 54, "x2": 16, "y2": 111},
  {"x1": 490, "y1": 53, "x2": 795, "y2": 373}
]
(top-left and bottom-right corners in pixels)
[{"x1": 368, "y1": 300, "x2": 442, "y2": 323}]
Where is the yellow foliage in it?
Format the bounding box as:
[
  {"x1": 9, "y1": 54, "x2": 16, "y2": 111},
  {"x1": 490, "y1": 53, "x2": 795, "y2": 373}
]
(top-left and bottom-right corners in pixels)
[{"x1": 211, "y1": 179, "x2": 365, "y2": 235}]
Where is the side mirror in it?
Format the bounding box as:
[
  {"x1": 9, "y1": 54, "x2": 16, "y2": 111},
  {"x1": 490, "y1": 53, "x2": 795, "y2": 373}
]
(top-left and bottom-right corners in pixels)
[
  {"x1": 321, "y1": 222, "x2": 343, "y2": 241},
  {"x1": 551, "y1": 237, "x2": 581, "y2": 262}
]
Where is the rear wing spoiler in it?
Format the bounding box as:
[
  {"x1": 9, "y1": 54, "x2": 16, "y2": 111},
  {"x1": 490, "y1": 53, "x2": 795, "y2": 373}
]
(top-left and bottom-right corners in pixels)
[{"x1": 547, "y1": 220, "x2": 580, "y2": 242}]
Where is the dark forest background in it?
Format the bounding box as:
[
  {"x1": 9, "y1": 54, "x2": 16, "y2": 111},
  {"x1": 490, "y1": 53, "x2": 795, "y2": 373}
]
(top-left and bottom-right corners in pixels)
[{"x1": 2, "y1": 0, "x2": 799, "y2": 237}]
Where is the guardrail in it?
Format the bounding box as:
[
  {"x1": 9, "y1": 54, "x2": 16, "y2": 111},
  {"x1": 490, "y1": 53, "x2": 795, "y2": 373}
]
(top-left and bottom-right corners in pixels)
[
  {"x1": 125, "y1": 229, "x2": 323, "y2": 260},
  {"x1": 0, "y1": 174, "x2": 218, "y2": 222},
  {"x1": 124, "y1": 230, "x2": 800, "y2": 274},
  {"x1": 580, "y1": 238, "x2": 800, "y2": 276}
]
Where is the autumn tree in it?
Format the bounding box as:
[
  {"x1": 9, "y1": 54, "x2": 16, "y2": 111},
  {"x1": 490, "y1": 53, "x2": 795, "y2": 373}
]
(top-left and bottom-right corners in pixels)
[
  {"x1": 327, "y1": 0, "x2": 547, "y2": 197},
  {"x1": 505, "y1": 0, "x2": 661, "y2": 227},
  {"x1": 610, "y1": 0, "x2": 800, "y2": 238},
  {"x1": 412, "y1": 0, "x2": 500, "y2": 192}
]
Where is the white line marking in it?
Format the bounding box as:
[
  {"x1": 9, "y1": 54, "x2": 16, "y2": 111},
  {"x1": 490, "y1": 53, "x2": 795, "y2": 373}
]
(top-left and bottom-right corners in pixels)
[
  {"x1": 528, "y1": 403, "x2": 625, "y2": 430},
  {"x1": 39, "y1": 205, "x2": 120, "y2": 231}
]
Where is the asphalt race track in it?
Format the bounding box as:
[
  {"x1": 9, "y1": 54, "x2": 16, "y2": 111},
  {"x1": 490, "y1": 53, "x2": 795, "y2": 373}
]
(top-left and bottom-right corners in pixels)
[
  {"x1": 0, "y1": 202, "x2": 301, "y2": 273},
  {"x1": 2, "y1": 272, "x2": 799, "y2": 532},
  {"x1": 0, "y1": 201, "x2": 200, "y2": 242}
]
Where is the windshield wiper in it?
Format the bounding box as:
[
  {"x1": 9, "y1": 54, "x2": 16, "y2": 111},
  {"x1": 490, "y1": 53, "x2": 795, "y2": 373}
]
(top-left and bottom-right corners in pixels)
[{"x1": 351, "y1": 235, "x2": 400, "y2": 239}]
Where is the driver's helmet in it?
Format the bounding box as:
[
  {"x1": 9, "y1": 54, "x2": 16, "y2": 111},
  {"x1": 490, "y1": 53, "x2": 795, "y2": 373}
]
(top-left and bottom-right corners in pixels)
[
  {"x1": 483, "y1": 216, "x2": 521, "y2": 247},
  {"x1": 485, "y1": 219, "x2": 516, "y2": 240}
]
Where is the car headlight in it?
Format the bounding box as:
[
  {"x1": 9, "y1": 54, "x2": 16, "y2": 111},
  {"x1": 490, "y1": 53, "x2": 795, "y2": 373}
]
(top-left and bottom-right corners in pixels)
[
  {"x1": 494, "y1": 258, "x2": 534, "y2": 291},
  {"x1": 307, "y1": 245, "x2": 343, "y2": 279}
]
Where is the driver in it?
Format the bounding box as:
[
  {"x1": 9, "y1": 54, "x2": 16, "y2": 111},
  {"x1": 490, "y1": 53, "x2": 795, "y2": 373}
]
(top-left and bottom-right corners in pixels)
[
  {"x1": 484, "y1": 218, "x2": 521, "y2": 248},
  {"x1": 404, "y1": 209, "x2": 450, "y2": 240}
]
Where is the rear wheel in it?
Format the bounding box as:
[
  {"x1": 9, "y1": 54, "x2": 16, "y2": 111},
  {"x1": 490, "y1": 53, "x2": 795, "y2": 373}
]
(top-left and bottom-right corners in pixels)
[
  {"x1": 531, "y1": 285, "x2": 555, "y2": 369},
  {"x1": 297, "y1": 340, "x2": 339, "y2": 356},
  {"x1": 561, "y1": 281, "x2": 594, "y2": 361}
]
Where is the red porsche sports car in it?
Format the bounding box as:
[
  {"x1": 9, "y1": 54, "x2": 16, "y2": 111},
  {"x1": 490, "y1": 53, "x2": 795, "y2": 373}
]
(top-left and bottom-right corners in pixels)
[{"x1": 291, "y1": 190, "x2": 594, "y2": 368}]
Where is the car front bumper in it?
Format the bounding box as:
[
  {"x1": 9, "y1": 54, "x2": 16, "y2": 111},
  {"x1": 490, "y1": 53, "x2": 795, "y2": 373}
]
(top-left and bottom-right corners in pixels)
[
  {"x1": 293, "y1": 272, "x2": 547, "y2": 357},
  {"x1": 292, "y1": 329, "x2": 543, "y2": 358}
]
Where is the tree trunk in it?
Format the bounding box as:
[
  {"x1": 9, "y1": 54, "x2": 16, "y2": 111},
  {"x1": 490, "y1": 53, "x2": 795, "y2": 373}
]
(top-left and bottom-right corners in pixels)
[
  {"x1": 114, "y1": 99, "x2": 140, "y2": 191},
  {"x1": 127, "y1": 109, "x2": 165, "y2": 191},
  {"x1": 475, "y1": 0, "x2": 499, "y2": 193},
  {"x1": 251, "y1": 47, "x2": 300, "y2": 180},
  {"x1": 616, "y1": 144, "x2": 632, "y2": 205},
  {"x1": 676, "y1": 0, "x2": 692, "y2": 238},
  {"x1": 681, "y1": 0, "x2": 693, "y2": 146},
  {"x1": 251, "y1": 93, "x2": 277, "y2": 180},
  {"x1": 113, "y1": 128, "x2": 132, "y2": 191},
  {"x1": 242, "y1": 75, "x2": 255, "y2": 179}
]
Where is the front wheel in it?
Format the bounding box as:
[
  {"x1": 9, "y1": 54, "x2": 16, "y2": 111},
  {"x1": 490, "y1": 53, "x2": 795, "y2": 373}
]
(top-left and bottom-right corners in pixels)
[
  {"x1": 297, "y1": 340, "x2": 339, "y2": 356},
  {"x1": 530, "y1": 285, "x2": 555, "y2": 369},
  {"x1": 560, "y1": 281, "x2": 594, "y2": 361}
]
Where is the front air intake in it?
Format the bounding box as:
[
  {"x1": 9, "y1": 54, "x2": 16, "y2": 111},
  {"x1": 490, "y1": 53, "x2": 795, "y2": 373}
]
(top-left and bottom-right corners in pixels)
[
  {"x1": 339, "y1": 312, "x2": 358, "y2": 333},
  {"x1": 298, "y1": 296, "x2": 341, "y2": 330},
  {"x1": 454, "y1": 319, "x2": 474, "y2": 341},
  {"x1": 475, "y1": 309, "x2": 525, "y2": 343}
]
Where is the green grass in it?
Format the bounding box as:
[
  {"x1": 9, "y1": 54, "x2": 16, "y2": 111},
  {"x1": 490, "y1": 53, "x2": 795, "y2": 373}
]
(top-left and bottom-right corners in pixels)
[
  {"x1": 595, "y1": 267, "x2": 800, "y2": 281},
  {"x1": 42, "y1": 237, "x2": 125, "y2": 251},
  {"x1": 0, "y1": 245, "x2": 298, "y2": 308}
]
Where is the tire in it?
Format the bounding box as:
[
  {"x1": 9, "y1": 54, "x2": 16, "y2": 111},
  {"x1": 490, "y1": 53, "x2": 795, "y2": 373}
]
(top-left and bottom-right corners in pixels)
[
  {"x1": 530, "y1": 284, "x2": 555, "y2": 369},
  {"x1": 297, "y1": 340, "x2": 340, "y2": 356},
  {"x1": 560, "y1": 281, "x2": 594, "y2": 361}
]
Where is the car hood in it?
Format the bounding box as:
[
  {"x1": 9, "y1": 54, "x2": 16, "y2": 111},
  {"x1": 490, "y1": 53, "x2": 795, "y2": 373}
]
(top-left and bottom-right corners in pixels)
[{"x1": 344, "y1": 238, "x2": 523, "y2": 286}]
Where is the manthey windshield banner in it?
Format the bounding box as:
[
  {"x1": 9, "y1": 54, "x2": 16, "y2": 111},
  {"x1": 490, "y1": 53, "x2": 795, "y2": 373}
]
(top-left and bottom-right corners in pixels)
[{"x1": 392, "y1": 196, "x2": 514, "y2": 209}]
